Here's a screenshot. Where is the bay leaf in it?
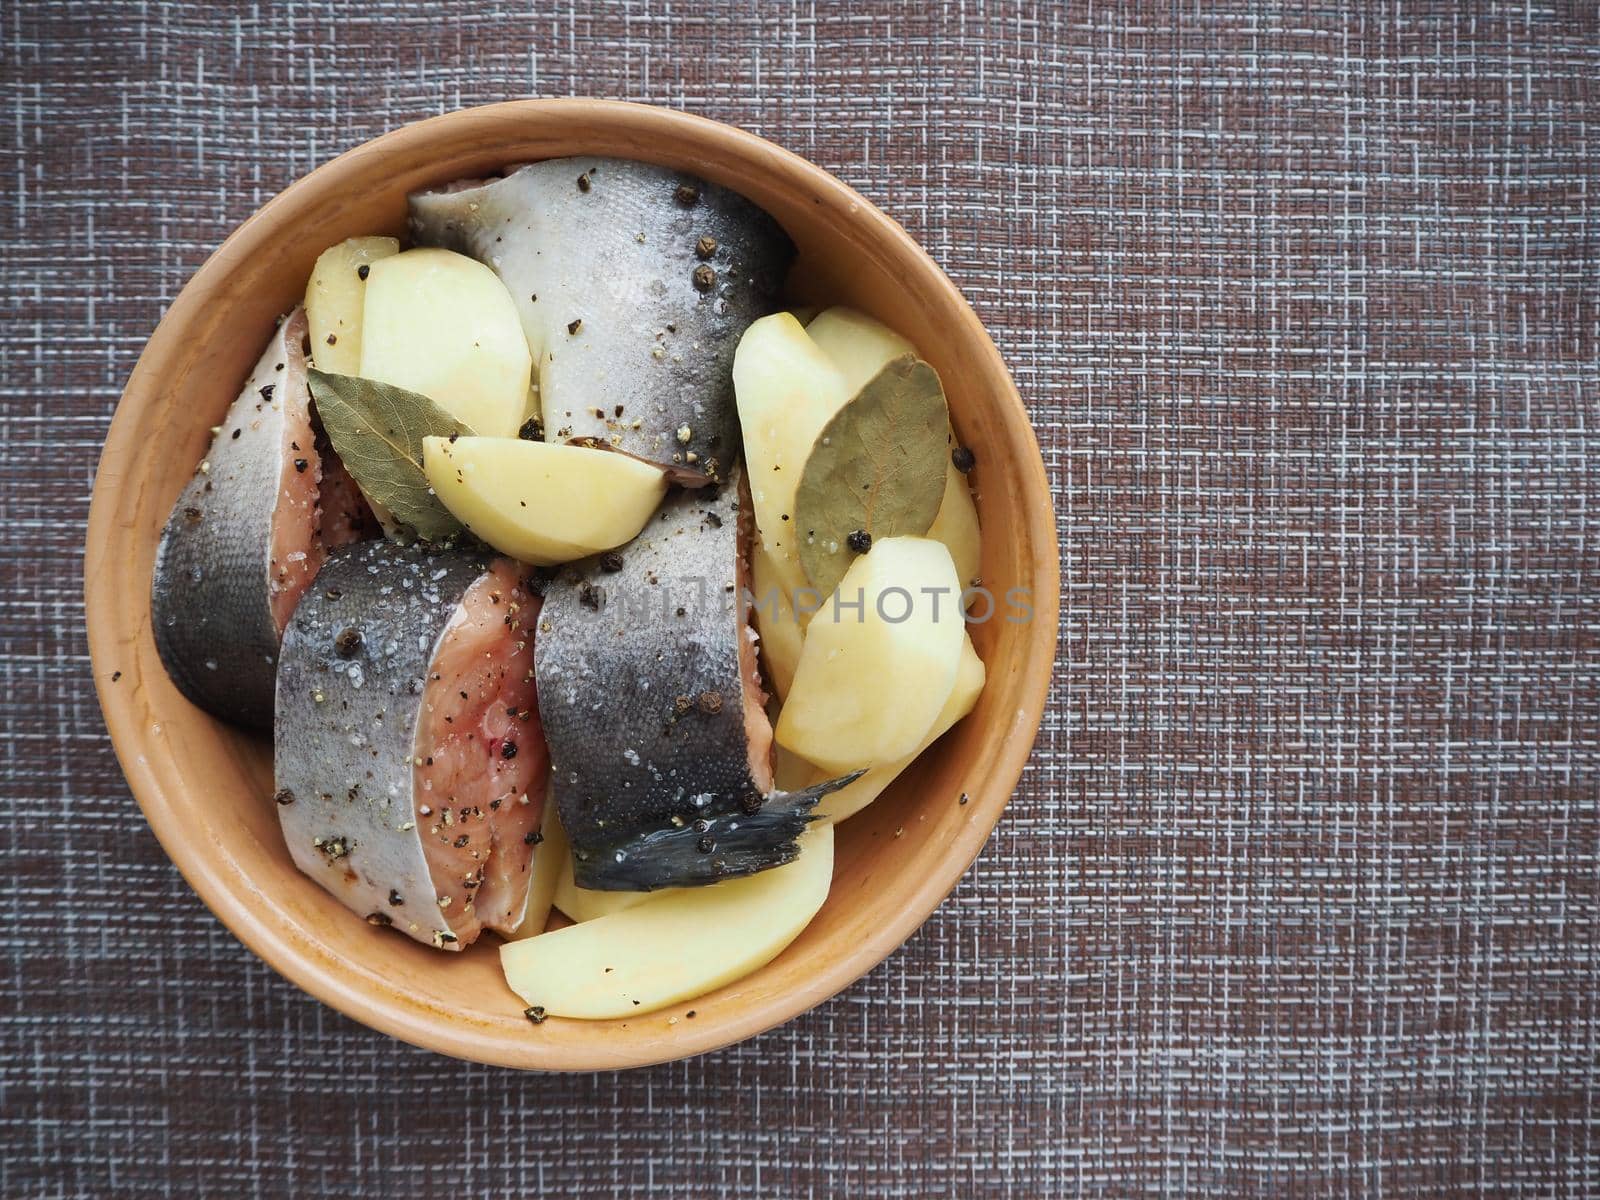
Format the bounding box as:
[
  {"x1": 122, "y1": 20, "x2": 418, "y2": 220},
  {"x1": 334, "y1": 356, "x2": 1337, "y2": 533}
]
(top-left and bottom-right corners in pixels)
[
  {"x1": 793, "y1": 353, "x2": 949, "y2": 597},
  {"x1": 307, "y1": 369, "x2": 473, "y2": 543}
]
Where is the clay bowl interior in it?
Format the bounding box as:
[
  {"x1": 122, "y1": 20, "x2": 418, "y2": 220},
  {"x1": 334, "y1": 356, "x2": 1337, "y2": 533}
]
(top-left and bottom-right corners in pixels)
[{"x1": 86, "y1": 99, "x2": 1057, "y2": 1070}]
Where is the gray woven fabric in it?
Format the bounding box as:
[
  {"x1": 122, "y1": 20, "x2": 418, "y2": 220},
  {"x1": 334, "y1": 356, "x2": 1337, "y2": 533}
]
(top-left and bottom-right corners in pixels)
[{"x1": 5, "y1": 2, "x2": 1600, "y2": 1196}]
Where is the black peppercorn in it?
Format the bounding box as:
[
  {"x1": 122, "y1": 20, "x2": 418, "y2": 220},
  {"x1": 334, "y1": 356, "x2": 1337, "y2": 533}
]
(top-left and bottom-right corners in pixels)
[
  {"x1": 952, "y1": 446, "x2": 977, "y2": 473},
  {"x1": 334, "y1": 627, "x2": 362, "y2": 658},
  {"x1": 674, "y1": 183, "x2": 699, "y2": 206},
  {"x1": 692, "y1": 264, "x2": 715, "y2": 292},
  {"x1": 846, "y1": 529, "x2": 872, "y2": 554}
]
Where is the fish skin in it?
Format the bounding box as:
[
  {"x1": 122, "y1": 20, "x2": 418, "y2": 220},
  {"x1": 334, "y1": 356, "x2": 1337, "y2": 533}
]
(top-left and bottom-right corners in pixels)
[
  {"x1": 535, "y1": 466, "x2": 858, "y2": 891},
  {"x1": 151, "y1": 309, "x2": 311, "y2": 728},
  {"x1": 408, "y1": 158, "x2": 793, "y2": 482},
  {"x1": 274, "y1": 540, "x2": 497, "y2": 951}
]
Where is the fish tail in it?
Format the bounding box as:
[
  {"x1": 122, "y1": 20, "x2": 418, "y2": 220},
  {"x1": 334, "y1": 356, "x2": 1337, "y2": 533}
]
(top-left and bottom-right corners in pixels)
[{"x1": 573, "y1": 772, "x2": 863, "y2": 892}]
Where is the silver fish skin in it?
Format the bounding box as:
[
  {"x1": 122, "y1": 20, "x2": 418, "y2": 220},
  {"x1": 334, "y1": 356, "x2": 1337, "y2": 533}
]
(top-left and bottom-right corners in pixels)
[
  {"x1": 408, "y1": 158, "x2": 793, "y2": 482},
  {"x1": 151, "y1": 308, "x2": 312, "y2": 728},
  {"x1": 535, "y1": 466, "x2": 858, "y2": 891},
  {"x1": 276, "y1": 541, "x2": 494, "y2": 951}
]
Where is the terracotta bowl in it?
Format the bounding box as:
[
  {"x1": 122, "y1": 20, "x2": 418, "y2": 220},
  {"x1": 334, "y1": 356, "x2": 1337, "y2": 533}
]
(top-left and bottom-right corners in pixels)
[{"x1": 85, "y1": 99, "x2": 1057, "y2": 1070}]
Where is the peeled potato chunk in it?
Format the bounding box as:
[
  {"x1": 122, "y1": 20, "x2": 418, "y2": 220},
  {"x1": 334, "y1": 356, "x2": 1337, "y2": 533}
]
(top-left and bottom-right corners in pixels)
[
  {"x1": 927, "y1": 461, "x2": 982, "y2": 588},
  {"x1": 751, "y1": 541, "x2": 804, "y2": 702},
  {"x1": 506, "y1": 796, "x2": 568, "y2": 941},
  {"x1": 552, "y1": 851, "x2": 661, "y2": 924},
  {"x1": 423, "y1": 438, "x2": 667, "y2": 566},
  {"x1": 501, "y1": 825, "x2": 833, "y2": 1019},
  {"x1": 305, "y1": 236, "x2": 399, "y2": 376},
  {"x1": 775, "y1": 536, "x2": 964, "y2": 773},
  {"x1": 360, "y1": 248, "x2": 533, "y2": 437},
  {"x1": 812, "y1": 632, "x2": 985, "y2": 825},
  {"x1": 805, "y1": 305, "x2": 915, "y2": 393},
  {"x1": 733, "y1": 313, "x2": 851, "y2": 594}
]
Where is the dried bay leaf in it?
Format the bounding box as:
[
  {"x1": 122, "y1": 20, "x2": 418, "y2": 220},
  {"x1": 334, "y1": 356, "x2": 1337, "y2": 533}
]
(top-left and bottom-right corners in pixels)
[
  {"x1": 308, "y1": 370, "x2": 474, "y2": 543},
  {"x1": 793, "y1": 353, "x2": 949, "y2": 596}
]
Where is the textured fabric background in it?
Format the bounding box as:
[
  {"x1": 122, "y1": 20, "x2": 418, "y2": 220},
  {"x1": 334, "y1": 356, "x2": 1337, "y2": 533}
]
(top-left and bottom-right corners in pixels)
[{"x1": 5, "y1": 2, "x2": 1599, "y2": 1197}]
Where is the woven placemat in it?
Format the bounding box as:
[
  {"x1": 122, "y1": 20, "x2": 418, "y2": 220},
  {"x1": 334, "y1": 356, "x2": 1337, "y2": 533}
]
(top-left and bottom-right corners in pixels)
[{"x1": 5, "y1": 3, "x2": 1598, "y2": 1196}]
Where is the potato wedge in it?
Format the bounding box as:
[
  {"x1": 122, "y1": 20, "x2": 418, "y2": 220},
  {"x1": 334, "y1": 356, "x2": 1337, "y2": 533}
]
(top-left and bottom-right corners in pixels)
[
  {"x1": 423, "y1": 438, "x2": 667, "y2": 566},
  {"x1": 552, "y1": 851, "x2": 659, "y2": 924},
  {"x1": 805, "y1": 305, "x2": 915, "y2": 393},
  {"x1": 812, "y1": 632, "x2": 985, "y2": 825},
  {"x1": 501, "y1": 825, "x2": 833, "y2": 1019},
  {"x1": 751, "y1": 540, "x2": 804, "y2": 701},
  {"x1": 305, "y1": 236, "x2": 399, "y2": 376},
  {"x1": 506, "y1": 796, "x2": 568, "y2": 941},
  {"x1": 927, "y1": 460, "x2": 982, "y2": 588},
  {"x1": 360, "y1": 248, "x2": 533, "y2": 437},
  {"x1": 775, "y1": 536, "x2": 964, "y2": 772},
  {"x1": 732, "y1": 313, "x2": 851, "y2": 594}
]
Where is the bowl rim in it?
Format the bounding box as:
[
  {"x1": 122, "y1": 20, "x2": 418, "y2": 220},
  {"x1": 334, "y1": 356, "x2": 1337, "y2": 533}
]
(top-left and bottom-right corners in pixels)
[{"x1": 85, "y1": 97, "x2": 1059, "y2": 1070}]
